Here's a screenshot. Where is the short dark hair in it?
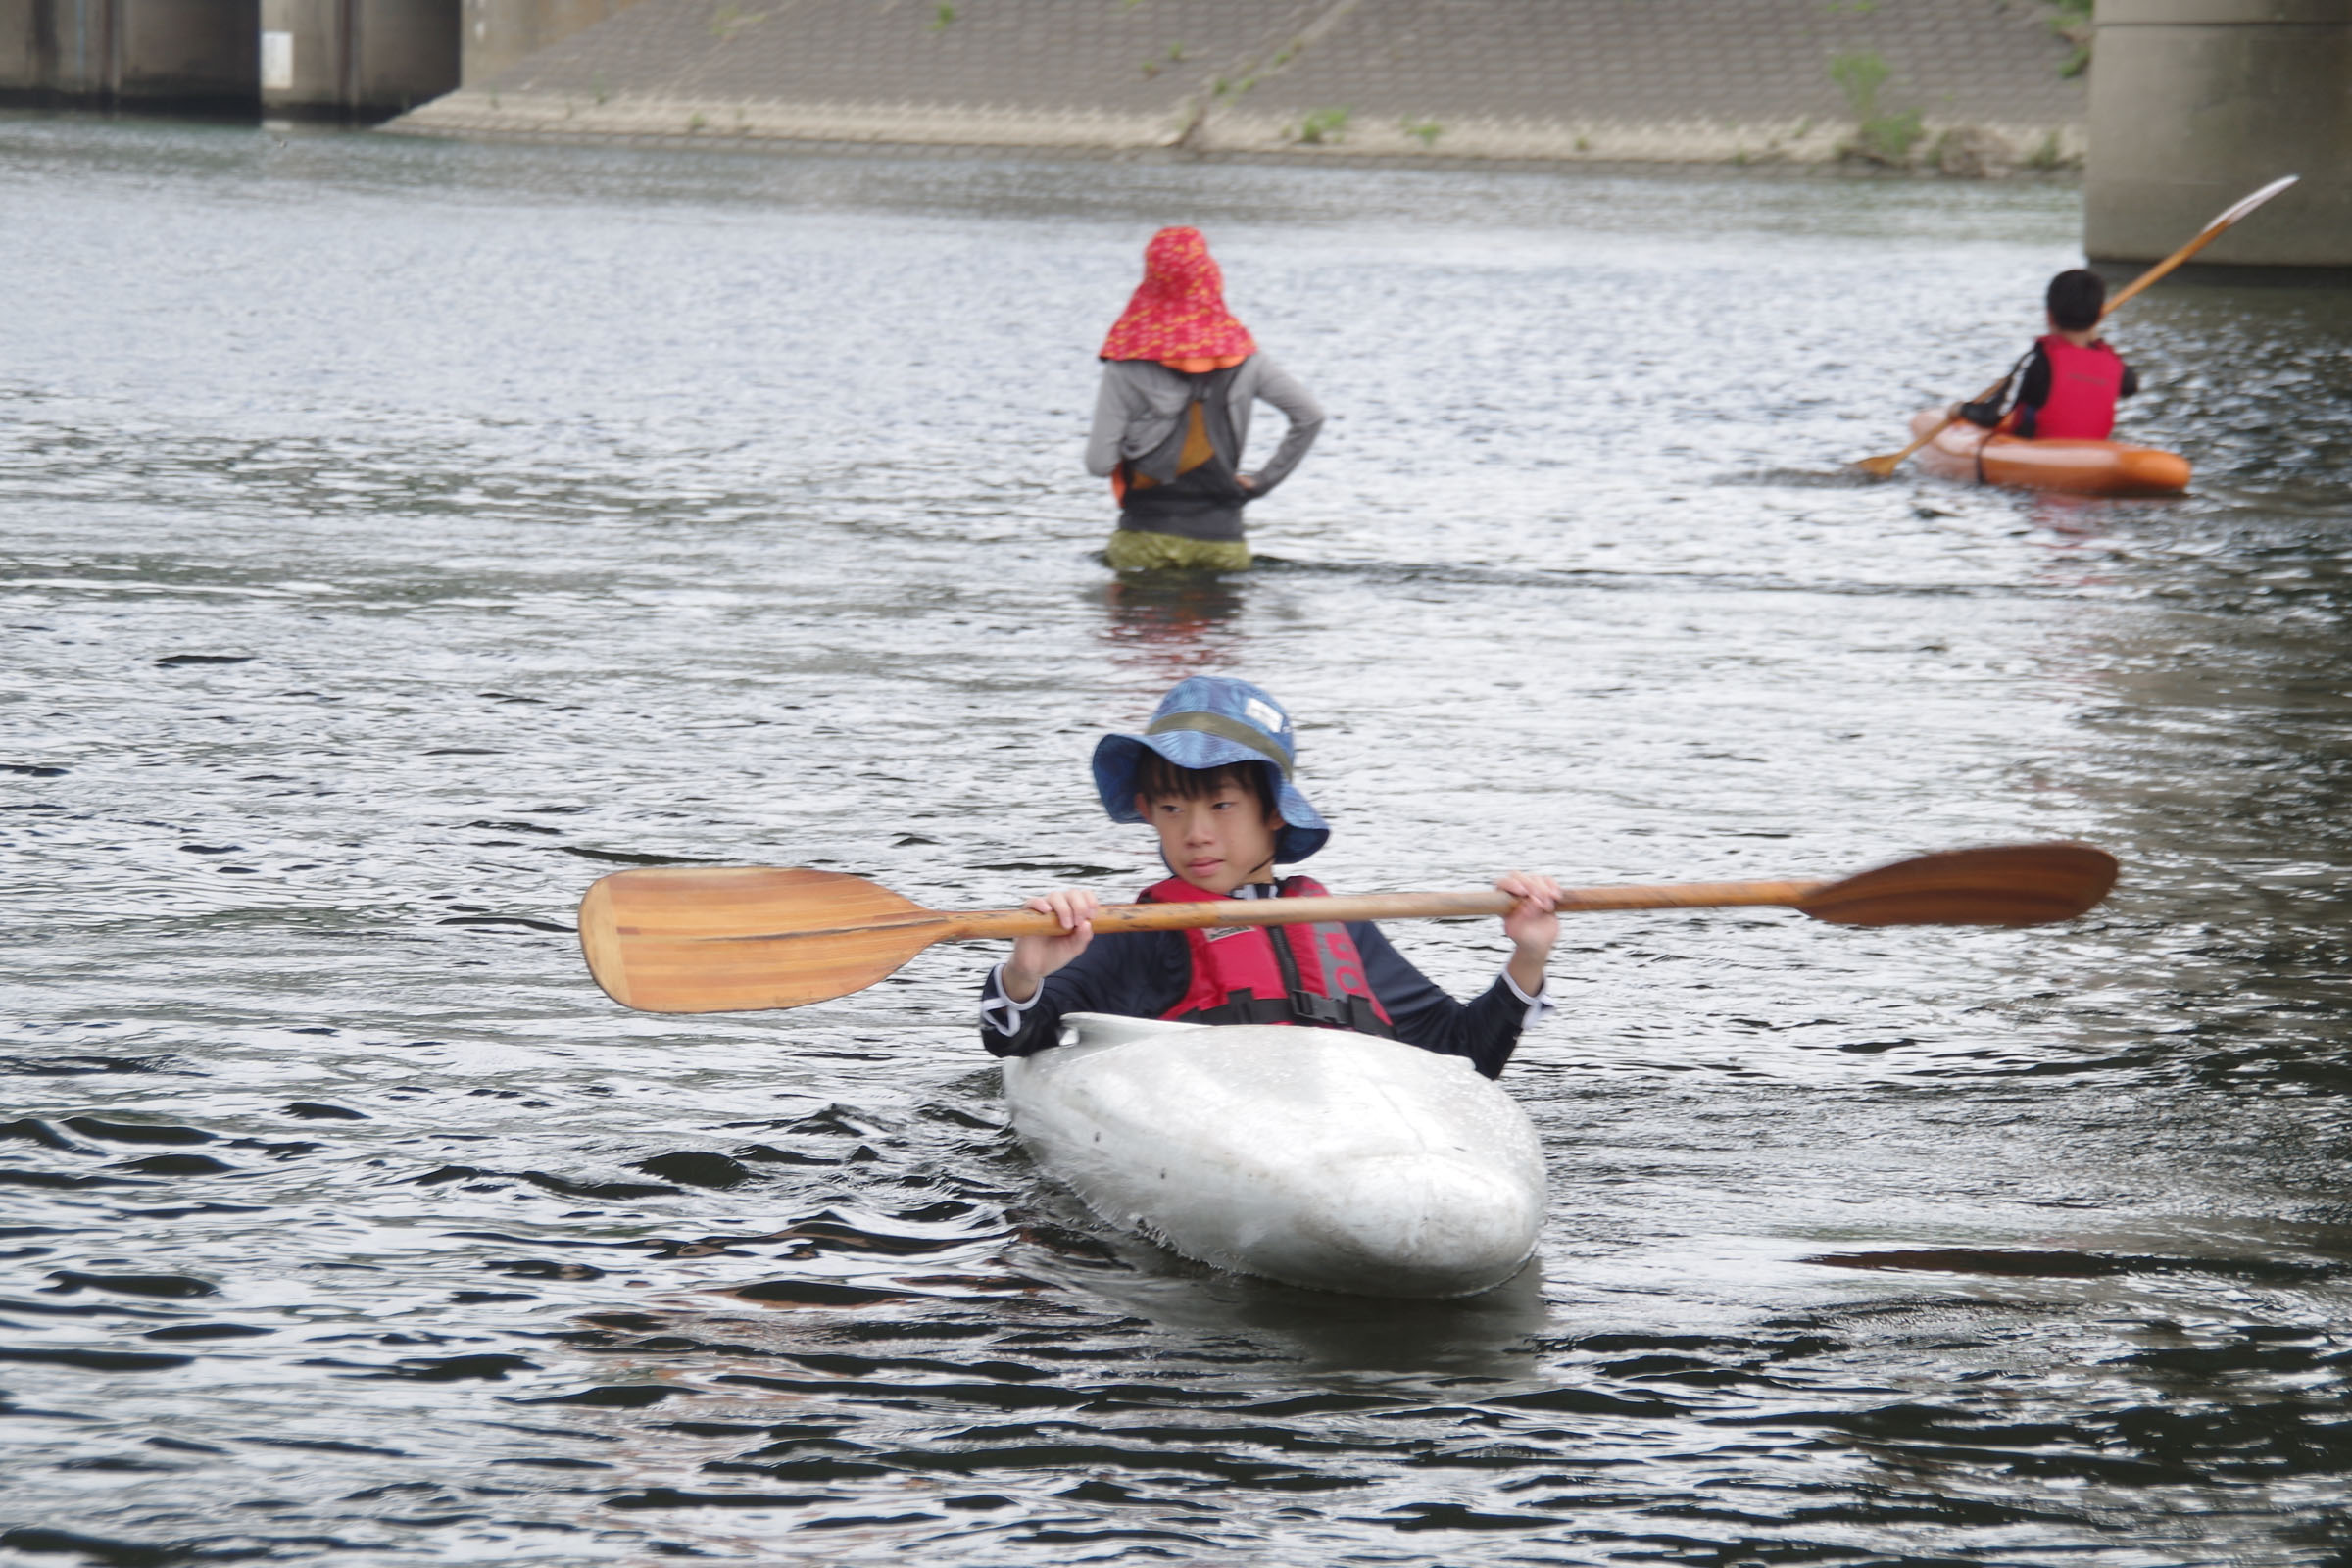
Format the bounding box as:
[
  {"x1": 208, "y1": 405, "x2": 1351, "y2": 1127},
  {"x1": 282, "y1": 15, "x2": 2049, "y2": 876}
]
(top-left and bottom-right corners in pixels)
[
  {"x1": 2047, "y1": 269, "x2": 2106, "y2": 332},
  {"x1": 1134, "y1": 752, "x2": 1278, "y2": 817}
]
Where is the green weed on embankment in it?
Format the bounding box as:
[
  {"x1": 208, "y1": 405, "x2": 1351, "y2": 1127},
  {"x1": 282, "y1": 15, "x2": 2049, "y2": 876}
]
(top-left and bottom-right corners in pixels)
[{"x1": 1830, "y1": 49, "x2": 1924, "y2": 166}]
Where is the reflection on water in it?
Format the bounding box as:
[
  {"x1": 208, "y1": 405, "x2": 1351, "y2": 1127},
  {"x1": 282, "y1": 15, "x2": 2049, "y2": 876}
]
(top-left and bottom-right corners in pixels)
[
  {"x1": 1040, "y1": 1217, "x2": 1552, "y2": 1378},
  {"x1": 4, "y1": 112, "x2": 2352, "y2": 1565},
  {"x1": 1097, "y1": 569, "x2": 1250, "y2": 680}
]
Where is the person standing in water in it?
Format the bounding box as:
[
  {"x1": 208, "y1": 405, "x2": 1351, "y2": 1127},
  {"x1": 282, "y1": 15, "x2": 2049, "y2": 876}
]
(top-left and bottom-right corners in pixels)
[{"x1": 1087, "y1": 227, "x2": 1324, "y2": 572}]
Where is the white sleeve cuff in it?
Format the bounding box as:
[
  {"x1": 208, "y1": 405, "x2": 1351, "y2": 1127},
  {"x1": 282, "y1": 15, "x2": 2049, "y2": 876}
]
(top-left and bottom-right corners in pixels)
[
  {"x1": 980, "y1": 962, "x2": 1043, "y2": 1037},
  {"x1": 1502, "y1": 969, "x2": 1553, "y2": 1029}
]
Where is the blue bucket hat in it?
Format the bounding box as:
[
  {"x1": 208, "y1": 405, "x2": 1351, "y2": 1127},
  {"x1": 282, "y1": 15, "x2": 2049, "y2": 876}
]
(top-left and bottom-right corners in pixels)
[{"x1": 1092, "y1": 676, "x2": 1329, "y2": 863}]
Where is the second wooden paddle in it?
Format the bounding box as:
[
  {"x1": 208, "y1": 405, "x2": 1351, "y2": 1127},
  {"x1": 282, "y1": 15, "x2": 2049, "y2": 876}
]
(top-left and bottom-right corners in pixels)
[{"x1": 577, "y1": 842, "x2": 2119, "y2": 1015}]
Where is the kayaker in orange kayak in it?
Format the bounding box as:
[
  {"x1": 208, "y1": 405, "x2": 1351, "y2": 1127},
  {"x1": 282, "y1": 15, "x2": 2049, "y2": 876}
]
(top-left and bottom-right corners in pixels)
[
  {"x1": 1951, "y1": 269, "x2": 2140, "y2": 441},
  {"x1": 1086, "y1": 227, "x2": 1323, "y2": 573}
]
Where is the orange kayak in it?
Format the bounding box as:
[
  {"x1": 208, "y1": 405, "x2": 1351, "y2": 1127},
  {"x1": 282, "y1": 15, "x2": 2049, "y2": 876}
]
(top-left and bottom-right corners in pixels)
[{"x1": 1907, "y1": 409, "x2": 2190, "y2": 497}]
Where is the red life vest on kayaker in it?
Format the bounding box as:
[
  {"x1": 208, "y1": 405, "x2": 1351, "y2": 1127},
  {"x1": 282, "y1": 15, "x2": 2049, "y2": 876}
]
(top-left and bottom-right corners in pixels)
[
  {"x1": 2030, "y1": 334, "x2": 2125, "y2": 440},
  {"x1": 1140, "y1": 874, "x2": 1396, "y2": 1038}
]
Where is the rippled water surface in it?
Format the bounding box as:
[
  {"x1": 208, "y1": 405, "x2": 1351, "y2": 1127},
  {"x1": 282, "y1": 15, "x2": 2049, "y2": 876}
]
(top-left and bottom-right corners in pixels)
[{"x1": 7, "y1": 116, "x2": 2352, "y2": 1566}]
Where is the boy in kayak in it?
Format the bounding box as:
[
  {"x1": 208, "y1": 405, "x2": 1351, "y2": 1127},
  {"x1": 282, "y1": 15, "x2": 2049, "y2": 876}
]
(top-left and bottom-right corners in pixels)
[
  {"x1": 1953, "y1": 268, "x2": 2140, "y2": 440},
  {"x1": 978, "y1": 676, "x2": 1560, "y2": 1079}
]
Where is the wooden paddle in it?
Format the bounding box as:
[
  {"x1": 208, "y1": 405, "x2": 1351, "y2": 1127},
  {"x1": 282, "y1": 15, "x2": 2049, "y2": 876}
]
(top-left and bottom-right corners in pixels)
[
  {"x1": 577, "y1": 842, "x2": 2118, "y2": 1014},
  {"x1": 1853, "y1": 173, "x2": 2300, "y2": 479}
]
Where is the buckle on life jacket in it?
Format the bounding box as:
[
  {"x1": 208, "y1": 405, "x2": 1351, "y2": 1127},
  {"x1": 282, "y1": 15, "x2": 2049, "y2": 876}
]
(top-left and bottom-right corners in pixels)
[
  {"x1": 1287, "y1": 989, "x2": 1351, "y2": 1028},
  {"x1": 1178, "y1": 988, "x2": 1293, "y2": 1028},
  {"x1": 1306, "y1": 992, "x2": 1392, "y2": 1036},
  {"x1": 1182, "y1": 988, "x2": 1387, "y2": 1035}
]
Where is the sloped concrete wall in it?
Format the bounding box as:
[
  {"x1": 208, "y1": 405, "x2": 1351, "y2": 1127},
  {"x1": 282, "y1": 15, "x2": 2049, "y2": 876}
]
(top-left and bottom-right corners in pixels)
[
  {"x1": 461, "y1": 0, "x2": 637, "y2": 87},
  {"x1": 389, "y1": 0, "x2": 2088, "y2": 171}
]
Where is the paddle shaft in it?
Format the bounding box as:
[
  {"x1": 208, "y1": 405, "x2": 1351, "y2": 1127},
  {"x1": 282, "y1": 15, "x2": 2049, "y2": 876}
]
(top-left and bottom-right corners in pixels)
[
  {"x1": 573, "y1": 843, "x2": 2115, "y2": 1012},
  {"x1": 1863, "y1": 173, "x2": 2299, "y2": 474},
  {"x1": 935, "y1": 878, "x2": 1828, "y2": 942}
]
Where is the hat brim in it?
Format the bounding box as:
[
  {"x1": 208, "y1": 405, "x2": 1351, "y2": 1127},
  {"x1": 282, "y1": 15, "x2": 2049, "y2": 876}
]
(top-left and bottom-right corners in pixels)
[{"x1": 1093, "y1": 731, "x2": 1329, "y2": 863}]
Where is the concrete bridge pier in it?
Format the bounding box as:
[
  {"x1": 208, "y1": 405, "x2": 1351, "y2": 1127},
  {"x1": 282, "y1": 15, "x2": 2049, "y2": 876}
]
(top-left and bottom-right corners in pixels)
[
  {"x1": 254, "y1": 0, "x2": 621, "y2": 119},
  {"x1": 0, "y1": 0, "x2": 257, "y2": 112},
  {"x1": 2086, "y1": 0, "x2": 2352, "y2": 270},
  {"x1": 259, "y1": 0, "x2": 457, "y2": 120}
]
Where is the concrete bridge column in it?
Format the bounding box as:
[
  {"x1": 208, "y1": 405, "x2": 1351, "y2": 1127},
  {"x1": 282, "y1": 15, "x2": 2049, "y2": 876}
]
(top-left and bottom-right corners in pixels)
[
  {"x1": 260, "y1": 0, "x2": 457, "y2": 120},
  {"x1": 2086, "y1": 0, "x2": 2352, "y2": 269},
  {"x1": 0, "y1": 0, "x2": 256, "y2": 111}
]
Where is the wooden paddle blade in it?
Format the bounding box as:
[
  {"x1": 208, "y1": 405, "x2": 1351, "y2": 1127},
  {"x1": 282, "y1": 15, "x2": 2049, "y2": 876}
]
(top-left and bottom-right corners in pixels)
[
  {"x1": 1796, "y1": 843, "x2": 2118, "y2": 927},
  {"x1": 579, "y1": 867, "x2": 947, "y2": 1013},
  {"x1": 1852, "y1": 452, "x2": 1906, "y2": 478},
  {"x1": 2210, "y1": 172, "x2": 2301, "y2": 230},
  {"x1": 2102, "y1": 173, "x2": 2300, "y2": 314}
]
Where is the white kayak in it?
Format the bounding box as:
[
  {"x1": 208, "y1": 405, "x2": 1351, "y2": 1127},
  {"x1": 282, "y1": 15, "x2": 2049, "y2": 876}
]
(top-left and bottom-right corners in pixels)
[{"x1": 1003, "y1": 1013, "x2": 1544, "y2": 1298}]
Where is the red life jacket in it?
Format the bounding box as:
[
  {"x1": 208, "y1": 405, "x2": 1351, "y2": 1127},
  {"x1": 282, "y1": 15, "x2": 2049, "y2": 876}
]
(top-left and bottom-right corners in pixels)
[
  {"x1": 2031, "y1": 334, "x2": 2125, "y2": 441},
  {"x1": 1140, "y1": 874, "x2": 1396, "y2": 1038}
]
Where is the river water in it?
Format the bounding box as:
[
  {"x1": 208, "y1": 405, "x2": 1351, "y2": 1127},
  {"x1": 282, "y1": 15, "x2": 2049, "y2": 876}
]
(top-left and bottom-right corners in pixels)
[{"x1": 5, "y1": 115, "x2": 2352, "y2": 1566}]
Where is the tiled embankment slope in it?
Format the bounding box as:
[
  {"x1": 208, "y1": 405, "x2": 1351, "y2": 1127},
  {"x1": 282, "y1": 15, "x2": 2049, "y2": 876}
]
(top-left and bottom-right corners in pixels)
[{"x1": 388, "y1": 0, "x2": 2086, "y2": 170}]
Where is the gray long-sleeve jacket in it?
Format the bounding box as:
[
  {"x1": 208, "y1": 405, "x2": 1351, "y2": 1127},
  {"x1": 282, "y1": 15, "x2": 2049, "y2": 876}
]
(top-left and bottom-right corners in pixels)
[{"x1": 1084, "y1": 355, "x2": 1324, "y2": 497}]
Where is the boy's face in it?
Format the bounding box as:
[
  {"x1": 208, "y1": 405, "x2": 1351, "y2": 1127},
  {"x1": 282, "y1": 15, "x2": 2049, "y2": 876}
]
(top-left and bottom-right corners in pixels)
[{"x1": 1136, "y1": 782, "x2": 1283, "y2": 894}]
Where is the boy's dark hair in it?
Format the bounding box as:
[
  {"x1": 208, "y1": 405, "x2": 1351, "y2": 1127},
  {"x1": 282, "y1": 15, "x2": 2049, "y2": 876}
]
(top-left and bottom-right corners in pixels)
[
  {"x1": 1134, "y1": 752, "x2": 1278, "y2": 818},
  {"x1": 2046, "y1": 269, "x2": 2106, "y2": 332}
]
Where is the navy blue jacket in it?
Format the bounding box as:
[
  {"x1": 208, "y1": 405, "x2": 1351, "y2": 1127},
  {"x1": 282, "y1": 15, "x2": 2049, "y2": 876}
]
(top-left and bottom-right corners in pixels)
[{"x1": 978, "y1": 920, "x2": 1537, "y2": 1080}]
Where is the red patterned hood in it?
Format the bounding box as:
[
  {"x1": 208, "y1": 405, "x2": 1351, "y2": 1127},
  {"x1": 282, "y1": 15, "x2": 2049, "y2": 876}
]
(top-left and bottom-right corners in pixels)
[{"x1": 1099, "y1": 226, "x2": 1257, "y2": 365}]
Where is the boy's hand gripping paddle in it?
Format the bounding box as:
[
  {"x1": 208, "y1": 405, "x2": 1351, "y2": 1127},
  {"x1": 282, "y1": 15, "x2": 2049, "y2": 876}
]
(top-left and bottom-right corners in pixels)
[
  {"x1": 576, "y1": 842, "x2": 2119, "y2": 1014},
  {"x1": 1852, "y1": 173, "x2": 2300, "y2": 479}
]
